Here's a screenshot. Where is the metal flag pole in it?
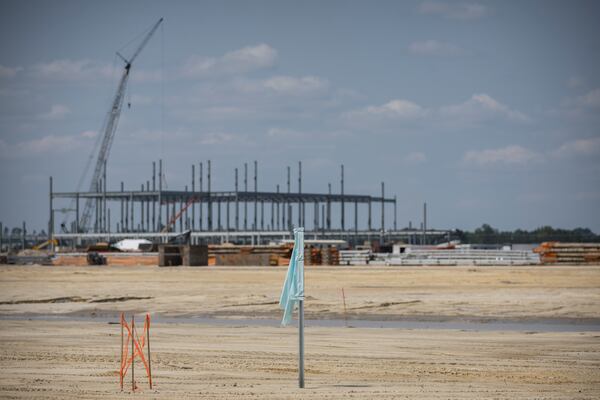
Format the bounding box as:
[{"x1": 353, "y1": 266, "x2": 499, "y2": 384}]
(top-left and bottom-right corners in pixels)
[
  {"x1": 279, "y1": 226, "x2": 305, "y2": 388},
  {"x1": 299, "y1": 298, "x2": 304, "y2": 388},
  {"x1": 298, "y1": 227, "x2": 305, "y2": 389}
]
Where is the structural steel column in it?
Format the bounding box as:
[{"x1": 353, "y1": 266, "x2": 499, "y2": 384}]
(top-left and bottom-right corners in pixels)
[
  {"x1": 368, "y1": 199, "x2": 372, "y2": 231},
  {"x1": 217, "y1": 198, "x2": 221, "y2": 231},
  {"x1": 298, "y1": 161, "x2": 302, "y2": 228},
  {"x1": 287, "y1": 166, "x2": 291, "y2": 230},
  {"x1": 103, "y1": 160, "x2": 107, "y2": 232},
  {"x1": 95, "y1": 181, "x2": 99, "y2": 233},
  {"x1": 130, "y1": 192, "x2": 134, "y2": 232},
  {"x1": 208, "y1": 160, "x2": 212, "y2": 231},
  {"x1": 141, "y1": 184, "x2": 145, "y2": 232},
  {"x1": 165, "y1": 195, "x2": 169, "y2": 231},
  {"x1": 327, "y1": 183, "x2": 331, "y2": 230},
  {"x1": 423, "y1": 202, "x2": 427, "y2": 245},
  {"x1": 341, "y1": 165, "x2": 345, "y2": 231},
  {"x1": 276, "y1": 184, "x2": 280, "y2": 231},
  {"x1": 171, "y1": 202, "x2": 176, "y2": 232},
  {"x1": 254, "y1": 160, "x2": 258, "y2": 230},
  {"x1": 125, "y1": 195, "x2": 129, "y2": 232},
  {"x1": 146, "y1": 181, "x2": 150, "y2": 232},
  {"x1": 244, "y1": 162, "x2": 248, "y2": 231},
  {"x1": 49, "y1": 176, "x2": 53, "y2": 241},
  {"x1": 271, "y1": 197, "x2": 274, "y2": 231},
  {"x1": 394, "y1": 195, "x2": 397, "y2": 231},
  {"x1": 381, "y1": 182, "x2": 385, "y2": 231},
  {"x1": 75, "y1": 192, "x2": 79, "y2": 233},
  {"x1": 185, "y1": 186, "x2": 189, "y2": 230},
  {"x1": 354, "y1": 201, "x2": 358, "y2": 234},
  {"x1": 226, "y1": 198, "x2": 230, "y2": 232},
  {"x1": 191, "y1": 164, "x2": 195, "y2": 231},
  {"x1": 235, "y1": 168, "x2": 239, "y2": 231},
  {"x1": 180, "y1": 192, "x2": 185, "y2": 232},
  {"x1": 152, "y1": 162, "x2": 156, "y2": 232},
  {"x1": 158, "y1": 160, "x2": 162, "y2": 231},
  {"x1": 199, "y1": 162, "x2": 203, "y2": 231},
  {"x1": 121, "y1": 182, "x2": 125, "y2": 232}
]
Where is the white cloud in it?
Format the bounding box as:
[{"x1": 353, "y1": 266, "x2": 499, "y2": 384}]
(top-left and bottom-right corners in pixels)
[
  {"x1": 345, "y1": 99, "x2": 427, "y2": 121},
  {"x1": 199, "y1": 106, "x2": 249, "y2": 119},
  {"x1": 440, "y1": 94, "x2": 530, "y2": 123},
  {"x1": 404, "y1": 151, "x2": 427, "y2": 164},
  {"x1": 28, "y1": 59, "x2": 159, "y2": 83},
  {"x1": 38, "y1": 104, "x2": 71, "y2": 120},
  {"x1": 262, "y1": 75, "x2": 329, "y2": 95},
  {"x1": 568, "y1": 88, "x2": 600, "y2": 109},
  {"x1": 463, "y1": 145, "x2": 541, "y2": 166},
  {"x1": 344, "y1": 94, "x2": 529, "y2": 129},
  {"x1": 181, "y1": 44, "x2": 277, "y2": 78},
  {"x1": 0, "y1": 65, "x2": 23, "y2": 79},
  {"x1": 552, "y1": 137, "x2": 600, "y2": 158},
  {"x1": 80, "y1": 130, "x2": 98, "y2": 139},
  {"x1": 408, "y1": 40, "x2": 463, "y2": 56},
  {"x1": 30, "y1": 59, "x2": 115, "y2": 81},
  {"x1": 197, "y1": 132, "x2": 237, "y2": 145},
  {"x1": 419, "y1": 1, "x2": 488, "y2": 20},
  {"x1": 0, "y1": 132, "x2": 94, "y2": 159}
]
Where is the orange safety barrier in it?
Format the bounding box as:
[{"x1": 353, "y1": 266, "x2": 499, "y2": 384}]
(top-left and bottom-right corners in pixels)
[{"x1": 120, "y1": 313, "x2": 152, "y2": 391}]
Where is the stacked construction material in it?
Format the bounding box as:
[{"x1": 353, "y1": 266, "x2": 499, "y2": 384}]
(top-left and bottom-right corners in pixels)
[
  {"x1": 310, "y1": 247, "x2": 322, "y2": 265},
  {"x1": 386, "y1": 248, "x2": 539, "y2": 266},
  {"x1": 303, "y1": 246, "x2": 323, "y2": 266},
  {"x1": 209, "y1": 244, "x2": 293, "y2": 266},
  {"x1": 534, "y1": 242, "x2": 600, "y2": 264},
  {"x1": 339, "y1": 249, "x2": 371, "y2": 265},
  {"x1": 6, "y1": 249, "x2": 53, "y2": 265},
  {"x1": 322, "y1": 246, "x2": 339, "y2": 266}
]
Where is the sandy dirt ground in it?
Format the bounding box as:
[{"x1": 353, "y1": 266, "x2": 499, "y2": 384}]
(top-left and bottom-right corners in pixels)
[
  {"x1": 0, "y1": 265, "x2": 599, "y2": 399},
  {"x1": 0, "y1": 265, "x2": 599, "y2": 320}
]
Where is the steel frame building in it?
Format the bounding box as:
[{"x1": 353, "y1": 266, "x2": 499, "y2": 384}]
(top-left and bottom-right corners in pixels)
[{"x1": 49, "y1": 160, "x2": 449, "y2": 245}]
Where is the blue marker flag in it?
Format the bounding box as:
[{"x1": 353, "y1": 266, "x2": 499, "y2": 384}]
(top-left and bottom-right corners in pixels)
[{"x1": 279, "y1": 227, "x2": 305, "y2": 326}]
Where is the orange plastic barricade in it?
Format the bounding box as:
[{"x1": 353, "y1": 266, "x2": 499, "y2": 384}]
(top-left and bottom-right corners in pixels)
[{"x1": 120, "y1": 313, "x2": 152, "y2": 391}]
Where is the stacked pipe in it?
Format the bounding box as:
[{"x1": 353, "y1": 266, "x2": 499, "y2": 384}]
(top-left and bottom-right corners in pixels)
[{"x1": 534, "y1": 242, "x2": 600, "y2": 264}]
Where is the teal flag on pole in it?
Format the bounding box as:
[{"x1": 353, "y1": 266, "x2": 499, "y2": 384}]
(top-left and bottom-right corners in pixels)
[{"x1": 279, "y1": 227, "x2": 304, "y2": 326}]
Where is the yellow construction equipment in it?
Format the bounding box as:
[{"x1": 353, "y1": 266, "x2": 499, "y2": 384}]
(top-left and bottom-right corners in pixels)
[{"x1": 33, "y1": 238, "x2": 58, "y2": 250}]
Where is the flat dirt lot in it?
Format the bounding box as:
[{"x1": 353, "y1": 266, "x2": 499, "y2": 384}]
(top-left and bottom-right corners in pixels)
[{"x1": 0, "y1": 265, "x2": 599, "y2": 398}]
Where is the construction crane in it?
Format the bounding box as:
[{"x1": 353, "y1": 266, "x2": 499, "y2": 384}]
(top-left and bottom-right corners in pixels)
[{"x1": 78, "y1": 18, "x2": 163, "y2": 232}]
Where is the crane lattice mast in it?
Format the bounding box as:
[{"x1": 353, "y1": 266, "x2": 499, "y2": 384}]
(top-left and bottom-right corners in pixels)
[{"x1": 79, "y1": 18, "x2": 163, "y2": 232}]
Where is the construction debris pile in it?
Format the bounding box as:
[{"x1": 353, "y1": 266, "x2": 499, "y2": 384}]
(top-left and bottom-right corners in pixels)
[{"x1": 534, "y1": 242, "x2": 600, "y2": 264}]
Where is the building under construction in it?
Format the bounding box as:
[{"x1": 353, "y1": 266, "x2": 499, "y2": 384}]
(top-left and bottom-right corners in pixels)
[{"x1": 50, "y1": 160, "x2": 449, "y2": 246}]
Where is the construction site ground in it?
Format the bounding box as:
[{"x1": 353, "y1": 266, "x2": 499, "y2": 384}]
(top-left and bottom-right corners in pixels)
[{"x1": 0, "y1": 265, "x2": 599, "y2": 399}]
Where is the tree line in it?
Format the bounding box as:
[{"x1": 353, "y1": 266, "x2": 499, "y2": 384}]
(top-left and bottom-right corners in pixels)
[{"x1": 454, "y1": 224, "x2": 599, "y2": 244}]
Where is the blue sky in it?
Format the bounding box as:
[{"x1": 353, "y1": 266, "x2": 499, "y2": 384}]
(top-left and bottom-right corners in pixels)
[{"x1": 1, "y1": 0, "x2": 599, "y2": 233}]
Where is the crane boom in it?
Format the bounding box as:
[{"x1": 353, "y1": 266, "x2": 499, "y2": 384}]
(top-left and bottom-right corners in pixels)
[{"x1": 79, "y1": 18, "x2": 163, "y2": 232}]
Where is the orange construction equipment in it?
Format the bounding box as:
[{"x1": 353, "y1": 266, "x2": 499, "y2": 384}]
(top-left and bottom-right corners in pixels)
[{"x1": 161, "y1": 197, "x2": 197, "y2": 233}]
